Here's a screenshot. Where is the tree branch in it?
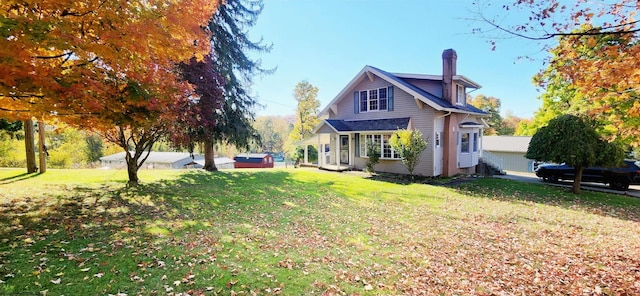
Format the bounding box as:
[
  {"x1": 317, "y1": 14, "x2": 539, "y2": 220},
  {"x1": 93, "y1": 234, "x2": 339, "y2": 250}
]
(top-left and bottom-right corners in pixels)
[
  {"x1": 477, "y1": 13, "x2": 640, "y2": 41},
  {"x1": 34, "y1": 52, "x2": 73, "y2": 60}
]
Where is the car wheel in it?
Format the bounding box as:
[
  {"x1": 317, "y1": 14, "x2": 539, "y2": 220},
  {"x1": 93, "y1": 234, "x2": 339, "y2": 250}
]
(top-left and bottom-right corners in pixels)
[
  {"x1": 610, "y1": 179, "x2": 629, "y2": 191},
  {"x1": 548, "y1": 175, "x2": 559, "y2": 183}
]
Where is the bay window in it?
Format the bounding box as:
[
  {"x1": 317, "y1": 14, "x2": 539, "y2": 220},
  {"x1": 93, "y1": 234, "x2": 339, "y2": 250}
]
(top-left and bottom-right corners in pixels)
[{"x1": 461, "y1": 132, "x2": 470, "y2": 153}]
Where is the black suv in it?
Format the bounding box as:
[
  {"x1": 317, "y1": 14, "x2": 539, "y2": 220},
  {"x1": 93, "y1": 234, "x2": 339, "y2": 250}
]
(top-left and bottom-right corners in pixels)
[{"x1": 535, "y1": 160, "x2": 640, "y2": 191}]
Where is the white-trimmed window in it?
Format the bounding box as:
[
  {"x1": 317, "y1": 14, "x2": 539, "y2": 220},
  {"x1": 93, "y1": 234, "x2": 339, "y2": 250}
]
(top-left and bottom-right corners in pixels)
[
  {"x1": 461, "y1": 132, "x2": 470, "y2": 153},
  {"x1": 456, "y1": 85, "x2": 465, "y2": 105},
  {"x1": 359, "y1": 88, "x2": 388, "y2": 112},
  {"x1": 473, "y1": 132, "x2": 478, "y2": 152},
  {"x1": 360, "y1": 134, "x2": 400, "y2": 159}
]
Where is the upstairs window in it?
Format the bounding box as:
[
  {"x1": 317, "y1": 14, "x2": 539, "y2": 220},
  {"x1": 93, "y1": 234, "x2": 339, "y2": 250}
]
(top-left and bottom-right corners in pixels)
[
  {"x1": 379, "y1": 88, "x2": 387, "y2": 110},
  {"x1": 359, "y1": 87, "x2": 389, "y2": 112},
  {"x1": 456, "y1": 85, "x2": 465, "y2": 105},
  {"x1": 359, "y1": 91, "x2": 367, "y2": 112},
  {"x1": 369, "y1": 89, "x2": 378, "y2": 111}
]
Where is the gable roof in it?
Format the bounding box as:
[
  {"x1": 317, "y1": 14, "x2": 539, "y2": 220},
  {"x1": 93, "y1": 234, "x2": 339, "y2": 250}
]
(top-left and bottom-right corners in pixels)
[
  {"x1": 235, "y1": 153, "x2": 270, "y2": 159},
  {"x1": 482, "y1": 136, "x2": 532, "y2": 153},
  {"x1": 320, "y1": 65, "x2": 487, "y2": 116},
  {"x1": 322, "y1": 117, "x2": 411, "y2": 133}
]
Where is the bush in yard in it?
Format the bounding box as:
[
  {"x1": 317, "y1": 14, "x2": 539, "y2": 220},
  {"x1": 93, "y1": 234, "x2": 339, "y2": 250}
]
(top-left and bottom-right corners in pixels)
[
  {"x1": 525, "y1": 114, "x2": 624, "y2": 194},
  {"x1": 390, "y1": 129, "x2": 428, "y2": 178},
  {"x1": 365, "y1": 141, "x2": 380, "y2": 174}
]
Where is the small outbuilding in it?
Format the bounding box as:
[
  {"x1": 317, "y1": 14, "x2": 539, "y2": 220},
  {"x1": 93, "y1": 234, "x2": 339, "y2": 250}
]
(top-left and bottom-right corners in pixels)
[
  {"x1": 482, "y1": 136, "x2": 534, "y2": 172},
  {"x1": 100, "y1": 151, "x2": 202, "y2": 169},
  {"x1": 234, "y1": 153, "x2": 274, "y2": 168},
  {"x1": 189, "y1": 157, "x2": 236, "y2": 170}
]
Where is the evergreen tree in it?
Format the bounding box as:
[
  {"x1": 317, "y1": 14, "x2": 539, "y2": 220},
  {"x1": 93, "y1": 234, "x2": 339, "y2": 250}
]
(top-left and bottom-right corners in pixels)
[{"x1": 206, "y1": 0, "x2": 272, "y2": 168}]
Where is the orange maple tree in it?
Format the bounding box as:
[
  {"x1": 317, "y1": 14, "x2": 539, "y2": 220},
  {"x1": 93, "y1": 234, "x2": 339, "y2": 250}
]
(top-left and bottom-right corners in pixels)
[
  {"x1": 475, "y1": 0, "x2": 640, "y2": 146},
  {"x1": 0, "y1": 0, "x2": 216, "y2": 121}
]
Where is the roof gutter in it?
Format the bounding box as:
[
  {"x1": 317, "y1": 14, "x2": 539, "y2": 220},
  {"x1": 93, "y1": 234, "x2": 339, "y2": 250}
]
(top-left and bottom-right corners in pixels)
[{"x1": 442, "y1": 108, "x2": 487, "y2": 116}]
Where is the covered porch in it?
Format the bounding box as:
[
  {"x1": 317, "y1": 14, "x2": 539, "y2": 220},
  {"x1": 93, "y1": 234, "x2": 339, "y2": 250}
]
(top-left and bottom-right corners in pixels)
[{"x1": 296, "y1": 132, "x2": 354, "y2": 171}]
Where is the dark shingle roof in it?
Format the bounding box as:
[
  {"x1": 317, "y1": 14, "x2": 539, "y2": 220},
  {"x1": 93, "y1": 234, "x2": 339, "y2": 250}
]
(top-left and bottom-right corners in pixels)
[
  {"x1": 368, "y1": 66, "x2": 487, "y2": 115},
  {"x1": 325, "y1": 117, "x2": 410, "y2": 132},
  {"x1": 483, "y1": 136, "x2": 532, "y2": 153}
]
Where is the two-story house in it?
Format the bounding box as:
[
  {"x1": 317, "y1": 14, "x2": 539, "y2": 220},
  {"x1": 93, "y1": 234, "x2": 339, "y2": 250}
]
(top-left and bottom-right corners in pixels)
[{"x1": 309, "y1": 49, "x2": 488, "y2": 177}]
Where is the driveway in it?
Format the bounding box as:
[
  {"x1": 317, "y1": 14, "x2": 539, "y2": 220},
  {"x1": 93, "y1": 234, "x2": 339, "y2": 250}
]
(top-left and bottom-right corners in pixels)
[{"x1": 494, "y1": 171, "x2": 640, "y2": 198}]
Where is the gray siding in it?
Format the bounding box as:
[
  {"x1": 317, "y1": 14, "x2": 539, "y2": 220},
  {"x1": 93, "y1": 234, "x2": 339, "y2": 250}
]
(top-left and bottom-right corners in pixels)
[
  {"x1": 332, "y1": 73, "x2": 440, "y2": 176},
  {"x1": 492, "y1": 151, "x2": 534, "y2": 172},
  {"x1": 402, "y1": 78, "x2": 442, "y2": 98}
]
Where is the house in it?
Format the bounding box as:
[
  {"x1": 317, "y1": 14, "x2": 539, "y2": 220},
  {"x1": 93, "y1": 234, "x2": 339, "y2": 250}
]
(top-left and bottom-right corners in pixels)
[
  {"x1": 482, "y1": 136, "x2": 534, "y2": 173},
  {"x1": 307, "y1": 49, "x2": 488, "y2": 177},
  {"x1": 234, "y1": 153, "x2": 274, "y2": 168},
  {"x1": 100, "y1": 151, "x2": 203, "y2": 169}
]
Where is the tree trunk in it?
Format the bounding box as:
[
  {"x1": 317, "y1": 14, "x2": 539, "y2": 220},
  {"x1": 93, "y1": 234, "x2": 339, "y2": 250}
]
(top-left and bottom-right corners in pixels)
[
  {"x1": 203, "y1": 139, "x2": 218, "y2": 171},
  {"x1": 38, "y1": 121, "x2": 47, "y2": 173},
  {"x1": 24, "y1": 119, "x2": 37, "y2": 173},
  {"x1": 125, "y1": 153, "x2": 139, "y2": 185},
  {"x1": 572, "y1": 166, "x2": 584, "y2": 194}
]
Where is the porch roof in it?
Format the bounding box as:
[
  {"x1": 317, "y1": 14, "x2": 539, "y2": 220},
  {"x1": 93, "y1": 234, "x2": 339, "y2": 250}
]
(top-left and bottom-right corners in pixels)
[{"x1": 323, "y1": 117, "x2": 410, "y2": 133}]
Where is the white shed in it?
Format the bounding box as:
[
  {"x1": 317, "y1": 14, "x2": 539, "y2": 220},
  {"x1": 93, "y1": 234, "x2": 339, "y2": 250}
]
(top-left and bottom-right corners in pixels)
[
  {"x1": 100, "y1": 152, "x2": 203, "y2": 169},
  {"x1": 482, "y1": 136, "x2": 534, "y2": 173}
]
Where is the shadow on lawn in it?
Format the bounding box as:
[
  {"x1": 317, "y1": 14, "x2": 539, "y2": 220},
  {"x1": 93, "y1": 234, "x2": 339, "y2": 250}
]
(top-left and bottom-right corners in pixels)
[
  {"x1": 364, "y1": 172, "x2": 444, "y2": 186},
  {"x1": 0, "y1": 170, "x2": 320, "y2": 239},
  {"x1": 0, "y1": 171, "x2": 42, "y2": 185},
  {"x1": 450, "y1": 178, "x2": 640, "y2": 223}
]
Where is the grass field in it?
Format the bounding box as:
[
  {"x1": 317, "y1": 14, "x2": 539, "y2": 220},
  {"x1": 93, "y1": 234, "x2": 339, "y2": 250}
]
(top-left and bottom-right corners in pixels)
[{"x1": 1, "y1": 168, "x2": 639, "y2": 295}]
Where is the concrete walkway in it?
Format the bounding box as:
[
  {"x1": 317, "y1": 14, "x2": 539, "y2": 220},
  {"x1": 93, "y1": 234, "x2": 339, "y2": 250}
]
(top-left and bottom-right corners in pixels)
[{"x1": 494, "y1": 171, "x2": 640, "y2": 198}]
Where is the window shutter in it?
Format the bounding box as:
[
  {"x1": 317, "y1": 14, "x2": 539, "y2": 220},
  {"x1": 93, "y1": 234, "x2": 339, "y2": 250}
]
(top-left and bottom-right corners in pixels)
[
  {"x1": 354, "y1": 133, "x2": 360, "y2": 157},
  {"x1": 387, "y1": 86, "x2": 394, "y2": 111},
  {"x1": 353, "y1": 91, "x2": 359, "y2": 114}
]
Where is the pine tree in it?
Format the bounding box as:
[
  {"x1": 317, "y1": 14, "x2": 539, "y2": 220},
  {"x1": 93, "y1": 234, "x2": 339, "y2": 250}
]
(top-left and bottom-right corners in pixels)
[{"x1": 205, "y1": 0, "x2": 272, "y2": 168}]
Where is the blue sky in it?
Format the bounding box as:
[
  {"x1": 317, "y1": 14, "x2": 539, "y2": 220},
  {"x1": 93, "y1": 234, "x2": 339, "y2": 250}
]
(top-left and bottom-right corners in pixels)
[{"x1": 248, "y1": 0, "x2": 550, "y2": 118}]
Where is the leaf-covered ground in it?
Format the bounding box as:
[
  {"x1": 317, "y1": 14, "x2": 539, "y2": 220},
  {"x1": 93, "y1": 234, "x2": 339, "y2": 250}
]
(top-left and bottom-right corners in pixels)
[{"x1": 1, "y1": 168, "x2": 639, "y2": 295}]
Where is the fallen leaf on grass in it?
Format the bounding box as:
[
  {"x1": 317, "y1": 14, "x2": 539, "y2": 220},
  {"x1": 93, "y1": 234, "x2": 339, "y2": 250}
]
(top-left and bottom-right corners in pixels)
[{"x1": 226, "y1": 280, "x2": 238, "y2": 288}]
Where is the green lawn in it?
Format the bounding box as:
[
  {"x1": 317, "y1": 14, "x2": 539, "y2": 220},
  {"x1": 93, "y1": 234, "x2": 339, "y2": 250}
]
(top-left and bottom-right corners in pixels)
[{"x1": 1, "y1": 168, "x2": 639, "y2": 295}]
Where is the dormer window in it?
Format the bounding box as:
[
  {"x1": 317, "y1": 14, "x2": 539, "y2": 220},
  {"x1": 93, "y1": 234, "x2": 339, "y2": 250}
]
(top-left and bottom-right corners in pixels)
[{"x1": 456, "y1": 85, "x2": 465, "y2": 105}]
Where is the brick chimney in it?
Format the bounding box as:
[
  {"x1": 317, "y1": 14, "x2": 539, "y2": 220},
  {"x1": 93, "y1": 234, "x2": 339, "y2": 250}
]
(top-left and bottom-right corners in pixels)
[{"x1": 442, "y1": 49, "x2": 457, "y2": 105}]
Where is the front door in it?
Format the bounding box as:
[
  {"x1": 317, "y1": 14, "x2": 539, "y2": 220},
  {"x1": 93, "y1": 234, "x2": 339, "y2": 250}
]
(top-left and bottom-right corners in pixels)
[
  {"x1": 340, "y1": 135, "x2": 349, "y2": 164},
  {"x1": 434, "y1": 131, "x2": 444, "y2": 176}
]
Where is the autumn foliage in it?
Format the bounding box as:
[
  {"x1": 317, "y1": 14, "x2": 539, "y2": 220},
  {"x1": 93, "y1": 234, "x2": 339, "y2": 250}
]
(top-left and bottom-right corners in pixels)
[
  {"x1": 0, "y1": 0, "x2": 217, "y2": 122},
  {"x1": 478, "y1": 0, "x2": 640, "y2": 146}
]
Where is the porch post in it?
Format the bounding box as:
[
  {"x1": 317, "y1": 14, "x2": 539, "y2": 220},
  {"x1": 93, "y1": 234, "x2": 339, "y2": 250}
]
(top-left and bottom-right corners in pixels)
[
  {"x1": 304, "y1": 145, "x2": 308, "y2": 164},
  {"x1": 317, "y1": 135, "x2": 322, "y2": 168},
  {"x1": 348, "y1": 134, "x2": 353, "y2": 166},
  {"x1": 335, "y1": 134, "x2": 341, "y2": 170}
]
